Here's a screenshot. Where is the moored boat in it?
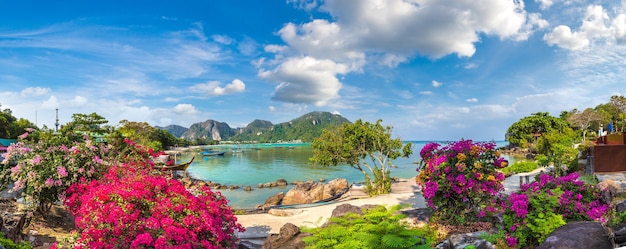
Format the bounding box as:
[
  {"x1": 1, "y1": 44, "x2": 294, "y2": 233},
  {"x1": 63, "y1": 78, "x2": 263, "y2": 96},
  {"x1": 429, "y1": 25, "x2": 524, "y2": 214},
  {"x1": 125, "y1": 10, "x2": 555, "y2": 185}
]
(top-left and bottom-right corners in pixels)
[
  {"x1": 156, "y1": 156, "x2": 195, "y2": 171},
  {"x1": 202, "y1": 150, "x2": 225, "y2": 156}
]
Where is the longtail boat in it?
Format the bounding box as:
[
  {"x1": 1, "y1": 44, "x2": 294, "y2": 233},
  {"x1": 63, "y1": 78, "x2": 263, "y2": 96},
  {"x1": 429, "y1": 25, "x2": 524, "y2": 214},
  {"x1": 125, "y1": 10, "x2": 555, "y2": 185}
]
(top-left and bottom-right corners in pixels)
[{"x1": 156, "y1": 156, "x2": 195, "y2": 171}]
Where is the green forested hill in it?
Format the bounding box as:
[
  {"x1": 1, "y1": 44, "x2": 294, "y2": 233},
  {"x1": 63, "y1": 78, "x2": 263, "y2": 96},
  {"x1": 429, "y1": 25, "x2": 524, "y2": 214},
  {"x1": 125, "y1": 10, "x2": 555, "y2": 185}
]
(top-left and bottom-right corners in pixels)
[{"x1": 172, "y1": 111, "x2": 350, "y2": 143}]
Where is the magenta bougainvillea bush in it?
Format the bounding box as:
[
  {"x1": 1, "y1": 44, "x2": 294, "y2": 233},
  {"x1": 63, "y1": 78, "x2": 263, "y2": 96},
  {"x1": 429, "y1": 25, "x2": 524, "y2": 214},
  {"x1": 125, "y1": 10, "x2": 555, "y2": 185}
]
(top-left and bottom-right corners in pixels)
[
  {"x1": 417, "y1": 140, "x2": 508, "y2": 224},
  {"x1": 501, "y1": 172, "x2": 609, "y2": 248},
  {"x1": 63, "y1": 164, "x2": 244, "y2": 249}
]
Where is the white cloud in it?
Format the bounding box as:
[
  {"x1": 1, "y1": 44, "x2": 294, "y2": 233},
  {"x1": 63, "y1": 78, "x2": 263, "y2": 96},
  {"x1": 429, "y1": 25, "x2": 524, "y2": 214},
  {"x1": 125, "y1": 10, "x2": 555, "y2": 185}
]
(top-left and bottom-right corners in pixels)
[
  {"x1": 68, "y1": 96, "x2": 88, "y2": 107},
  {"x1": 212, "y1": 34, "x2": 233, "y2": 45},
  {"x1": 432, "y1": 80, "x2": 443, "y2": 87},
  {"x1": 20, "y1": 87, "x2": 50, "y2": 96},
  {"x1": 268, "y1": 106, "x2": 276, "y2": 112},
  {"x1": 466, "y1": 98, "x2": 478, "y2": 102},
  {"x1": 173, "y1": 104, "x2": 198, "y2": 115},
  {"x1": 331, "y1": 110, "x2": 341, "y2": 115},
  {"x1": 42, "y1": 96, "x2": 59, "y2": 109},
  {"x1": 258, "y1": 0, "x2": 543, "y2": 109},
  {"x1": 319, "y1": 0, "x2": 531, "y2": 58},
  {"x1": 419, "y1": 91, "x2": 433, "y2": 95},
  {"x1": 536, "y1": 0, "x2": 554, "y2": 10},
  {"x1": 259, "y1": 56, "x2": 348, "y2": 106},
  {"x1": 212, "y1": 79, "x2": 246, "y2": 96},
  {"x1": 613, "y1": 14, "x2": 626, "y2": 44},
  {"x1": 238, "y1": 37, "x2": 258, "y2": 56},
  {"x1": 544, "y1": 25, "x2": 589, "y2": 50},
  {"x1": 190, "y1": 79, "x2": 246, "y2": 96},
  {"x1": 287, "y1": 0, "x2": 319, "y2": 11},
  {"x1": 543, "y1": 5, "x2": 626, "y2": 50},
  {"x1": 579, "y1": 5, "x2": 610, "y2": 39},
  {"x1": 464, "y1": 63, "x2": 478, "y2": 69}
]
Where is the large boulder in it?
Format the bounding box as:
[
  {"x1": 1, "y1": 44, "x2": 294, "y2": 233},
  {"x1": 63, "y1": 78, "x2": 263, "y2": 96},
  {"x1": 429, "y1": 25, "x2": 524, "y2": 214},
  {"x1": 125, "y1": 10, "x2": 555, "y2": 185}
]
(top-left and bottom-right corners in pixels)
[
  {"x1": 537, "y1": 221, "x2": 612, "y2": 249},
  {"x1": 0, "y1": 182, "x2": 21, "y2": 199},
  {"x1": 322, "y1": 178, "x2": 348, "y2": 200},
  {"x1": 282, "y1": 181, "x2": 324, "y2": 205},
  {"x1": 331, "y1": 203, "x2": 363, "y2": 218},
  {"x1": 447, "y1": 232, "x2": 494, "y2": 249},
  {"x1": 261, "y1": 223, "x2": 307, "y2": 249},
  {"x1": 257, "y1": 192, "x2": 284, "y2": 209}
]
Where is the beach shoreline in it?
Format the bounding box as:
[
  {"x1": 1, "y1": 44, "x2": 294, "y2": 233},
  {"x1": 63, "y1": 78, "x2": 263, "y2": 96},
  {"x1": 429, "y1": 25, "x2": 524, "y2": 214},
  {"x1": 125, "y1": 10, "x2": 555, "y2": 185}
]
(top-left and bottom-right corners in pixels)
[{"x1": 235, "y1": 178, "x2": 425, "y2": 239}]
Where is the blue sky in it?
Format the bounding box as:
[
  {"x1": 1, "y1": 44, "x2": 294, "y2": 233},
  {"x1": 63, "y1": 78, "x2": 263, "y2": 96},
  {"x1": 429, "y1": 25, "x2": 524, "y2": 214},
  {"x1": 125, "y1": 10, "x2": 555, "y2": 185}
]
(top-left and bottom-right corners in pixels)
[{"x1": 1, "y1": 0, "x2": 625, "y2": 141}]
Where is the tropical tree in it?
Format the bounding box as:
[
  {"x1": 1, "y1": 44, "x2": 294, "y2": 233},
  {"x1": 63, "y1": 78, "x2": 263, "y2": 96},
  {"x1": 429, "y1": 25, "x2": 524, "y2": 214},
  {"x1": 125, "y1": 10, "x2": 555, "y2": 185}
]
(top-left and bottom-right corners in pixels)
[
  {"x1": 0, "y1": 104, "x2": 17, "y2": 138},
  {"x1": 61, "y1": 112, "x2": 111, "y2": 135},
  {"x1": 117, "y1": 120, "x2": 181, "y2": 150},
  {"x1": 610, "y1": 95, "x2": 626, "y2": 132},
  {"x1": 567, "y1": 108, "x2": 603, "y2": 141},
  {"x1": 536, "y1": 128, "x2": 578, "y2": 176},
  {"x1": 310, "y1": 119, "x2": 412, "y2": 195},
  {"x1": 506, "y1": 112, "x2": 570, "y2": 148}
]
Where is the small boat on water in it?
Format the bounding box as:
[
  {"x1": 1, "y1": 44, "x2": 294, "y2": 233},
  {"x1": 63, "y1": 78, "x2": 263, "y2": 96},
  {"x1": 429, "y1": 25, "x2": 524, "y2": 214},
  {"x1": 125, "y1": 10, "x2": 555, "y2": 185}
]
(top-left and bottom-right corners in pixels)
[
  {"x1": 156, "y1": 156, "x2": 195, "y2": 171},
  {"x1": 202, "y1": 149, "x2": 225, "y2": 156},
  {"x1": 231, "y1": 148, "x2": 243, "y2": 153}
]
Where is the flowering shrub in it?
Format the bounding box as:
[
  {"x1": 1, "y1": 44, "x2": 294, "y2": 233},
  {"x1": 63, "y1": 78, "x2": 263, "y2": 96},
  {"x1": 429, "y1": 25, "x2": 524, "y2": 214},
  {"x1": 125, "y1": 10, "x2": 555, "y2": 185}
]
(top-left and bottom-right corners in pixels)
[
  {"x1": 63, "y1": 164, "x2": 244, "y2": 249},
  {"x1": 502, "y1": 172, "x2": 609, "y2": 248},
  {"x1": 0, "y1": 129, "x2": 113, "y2": 215},
  {"x1": 417, "y1": 140, "x2": 507, "y2": 224}
]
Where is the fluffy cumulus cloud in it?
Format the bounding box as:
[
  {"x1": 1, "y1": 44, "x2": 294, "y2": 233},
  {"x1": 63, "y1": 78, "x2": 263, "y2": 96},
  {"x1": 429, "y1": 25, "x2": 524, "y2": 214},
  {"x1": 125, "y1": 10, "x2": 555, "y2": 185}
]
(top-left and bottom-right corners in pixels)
[
  {"x1": 544, "y1": 4, "x2": 626, "y2": 50},
  {"x1": 212, "y1": 79, "x2": 246, "y2": 96},
  {"x1": 432, "y1": 80, "x2": 443, "y2": 87},
  {"x1": 190, "y1": 79, "x2": 246, "y2": 96},
  {"x1": 172, "y1": 104, "x2": 199, "y2": 115},
  {"x1": 261, "y1": 0, "x2": 539, "y2": 106},
  {"x1": 259, "y1": 56, "x2": 348, "y2": 106},
  {"x1": 20, "y1": 87, "x2": 50, "y2": 96},
  {"x1": 318, "y1": 0, "x2": 532, "y2": 58}
]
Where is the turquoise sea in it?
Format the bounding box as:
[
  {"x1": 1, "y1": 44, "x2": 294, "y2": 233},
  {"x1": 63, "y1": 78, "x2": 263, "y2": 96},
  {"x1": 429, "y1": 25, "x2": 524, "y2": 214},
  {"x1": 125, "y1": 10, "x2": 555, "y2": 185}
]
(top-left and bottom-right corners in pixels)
[{"x1": 174, "y1": 141, "x2": 511, "y2": 209}]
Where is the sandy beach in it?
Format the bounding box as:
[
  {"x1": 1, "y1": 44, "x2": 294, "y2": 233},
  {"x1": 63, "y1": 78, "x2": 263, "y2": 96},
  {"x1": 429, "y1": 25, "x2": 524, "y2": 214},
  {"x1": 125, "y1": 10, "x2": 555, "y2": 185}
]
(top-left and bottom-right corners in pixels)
[{"x1": 235, "y1": 179, "x2": 426, "y2": 239}]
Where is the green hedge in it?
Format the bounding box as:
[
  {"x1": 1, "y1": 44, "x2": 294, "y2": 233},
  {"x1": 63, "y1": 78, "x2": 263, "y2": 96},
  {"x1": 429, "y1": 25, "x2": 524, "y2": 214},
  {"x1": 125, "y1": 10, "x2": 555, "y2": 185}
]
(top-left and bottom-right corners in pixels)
[
  {"x1": 501, "y1": 161, "x2": 538, "y2": 175},
  {"x1": 0, "y1": 233, "x2": 32, "y2": 249}
]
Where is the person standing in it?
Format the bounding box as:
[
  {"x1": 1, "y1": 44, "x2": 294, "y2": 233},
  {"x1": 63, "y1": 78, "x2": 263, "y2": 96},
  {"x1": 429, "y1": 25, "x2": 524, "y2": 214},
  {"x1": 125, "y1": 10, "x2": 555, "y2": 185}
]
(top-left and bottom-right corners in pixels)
[
  {"x1": 608, "y1": 121, "x2": 614, "y2": 134},
  {"x1": 599, "y1": 124, "x2": 604, "y2": 137}
]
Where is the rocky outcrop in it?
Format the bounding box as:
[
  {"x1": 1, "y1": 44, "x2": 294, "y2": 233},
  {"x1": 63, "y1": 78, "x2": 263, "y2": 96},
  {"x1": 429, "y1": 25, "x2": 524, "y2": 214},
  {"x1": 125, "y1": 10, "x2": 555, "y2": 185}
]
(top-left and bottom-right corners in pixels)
[
  {"x1": 280, "y1": 178, "x2": 348, "y2": 205},
  {"x1": 282, "y1": 181, "x2": 325, "y2": 205},
  {"x1": 261, "y1": 223, "x2": 307, "y2": 249},
  {"x1": 537, "y1": 221, "x2": 612, "y2": 249},
  {"x1": 322, "y1": 178, "x2": 348, "y2": 200},
  {"x1": 181, "y1": 120, "x2": 234, "y2": 141},
  {"x1": 257, "y1": 192, "x2": 284, "y2": 209}
]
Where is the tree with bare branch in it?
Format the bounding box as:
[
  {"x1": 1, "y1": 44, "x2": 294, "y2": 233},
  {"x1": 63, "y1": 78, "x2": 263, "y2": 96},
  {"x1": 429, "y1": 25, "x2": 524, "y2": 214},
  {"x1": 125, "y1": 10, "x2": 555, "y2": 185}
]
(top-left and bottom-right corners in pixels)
[{"x1": 567, "y1": 108, "x2": 603, "y2": 141}]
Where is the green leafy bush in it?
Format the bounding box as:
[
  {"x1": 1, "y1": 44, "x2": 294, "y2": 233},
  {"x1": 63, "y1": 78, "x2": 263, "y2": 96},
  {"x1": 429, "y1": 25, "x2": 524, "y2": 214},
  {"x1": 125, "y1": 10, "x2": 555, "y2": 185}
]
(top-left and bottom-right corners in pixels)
[
  {"x1": 303, "y1": 205, "x2": 435, "y2": 249},
  {"x1": 501, "y1": 161, "x2": 538, "y2": 175},
  {"x1": 0, "y1": 232, "x2": 32, "y2": 249}
]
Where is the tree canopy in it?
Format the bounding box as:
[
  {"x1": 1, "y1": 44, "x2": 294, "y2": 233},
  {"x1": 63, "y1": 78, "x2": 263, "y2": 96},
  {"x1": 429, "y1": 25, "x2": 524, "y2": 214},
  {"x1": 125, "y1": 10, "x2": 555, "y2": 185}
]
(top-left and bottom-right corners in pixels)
[
  {"x1": 310, "y1": 119, "x2": 412, "y2": 195},
  {"x1": 0, "y1": 103, "x2": 37, "y2": 138},
  {"x1": 506, "y1": 112, "x2": 570, "y2": 147}
]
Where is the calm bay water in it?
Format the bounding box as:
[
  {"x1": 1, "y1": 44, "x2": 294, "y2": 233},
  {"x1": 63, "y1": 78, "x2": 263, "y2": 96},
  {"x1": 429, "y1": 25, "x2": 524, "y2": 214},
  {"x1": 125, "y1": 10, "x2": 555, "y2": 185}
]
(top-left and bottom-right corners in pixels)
[{"x1": 174, "y1": 141, "x2": 510, "y2": 209}]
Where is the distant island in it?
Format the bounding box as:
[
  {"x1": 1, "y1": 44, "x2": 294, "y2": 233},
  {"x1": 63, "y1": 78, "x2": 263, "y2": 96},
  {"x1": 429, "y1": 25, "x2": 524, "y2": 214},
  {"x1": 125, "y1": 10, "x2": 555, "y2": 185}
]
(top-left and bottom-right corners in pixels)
[{"x1": 157, "y1": 111, "x2": 350, "y2": 143}]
